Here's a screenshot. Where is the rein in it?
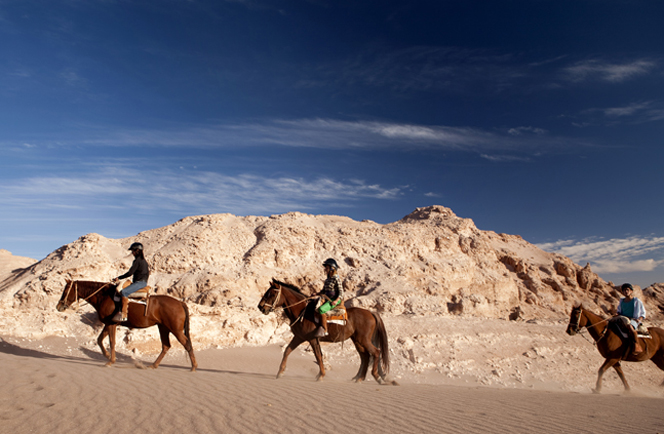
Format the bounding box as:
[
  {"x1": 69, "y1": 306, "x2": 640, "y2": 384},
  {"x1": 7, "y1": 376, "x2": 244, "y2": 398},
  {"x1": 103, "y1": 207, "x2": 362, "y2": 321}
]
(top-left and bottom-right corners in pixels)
[
  {"x1": 572, "y1": 308, "x2": 611, "y2": 346},
  {"x1": 264, "y1": 286, "x2": 316, "y2": 325},
  {"x1": 63, "y1": 280, "x2": 113, "y2": 311}
]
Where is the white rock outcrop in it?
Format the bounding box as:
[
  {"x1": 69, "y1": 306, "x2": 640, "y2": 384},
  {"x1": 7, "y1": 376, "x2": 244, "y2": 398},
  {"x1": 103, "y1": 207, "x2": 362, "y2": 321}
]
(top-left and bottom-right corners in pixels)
[{"x1": 1, "y1": 206, "x2": 655, "y2": 322}]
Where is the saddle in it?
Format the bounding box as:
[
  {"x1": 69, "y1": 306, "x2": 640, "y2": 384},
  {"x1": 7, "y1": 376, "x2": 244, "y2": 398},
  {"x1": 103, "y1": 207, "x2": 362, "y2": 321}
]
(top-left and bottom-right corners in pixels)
[
  {"x1": 609, "y1": 317, "x2": 651, "y2": 339},
  {"x1": 116, "y1": 280, "x2": 151, "y2": 300},
  {"x1": 114, "y1": 281, "x2": 152, "y2": 315},
  {"x1": 327, "y1": 305, "x2": 348, "y2": 325}
]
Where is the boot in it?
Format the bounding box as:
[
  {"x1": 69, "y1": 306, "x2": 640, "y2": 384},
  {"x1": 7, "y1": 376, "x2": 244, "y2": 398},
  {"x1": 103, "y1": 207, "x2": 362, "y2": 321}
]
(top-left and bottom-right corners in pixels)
[
  {"x1": 630, "y1": 326, "x2": 643, "y2": 355},
  {"x1": 112, "y1": 297, "x2": 129, "y2": 322},
  {"x1": 314, "y1": 314, "x2": 328, "y2": 337}
]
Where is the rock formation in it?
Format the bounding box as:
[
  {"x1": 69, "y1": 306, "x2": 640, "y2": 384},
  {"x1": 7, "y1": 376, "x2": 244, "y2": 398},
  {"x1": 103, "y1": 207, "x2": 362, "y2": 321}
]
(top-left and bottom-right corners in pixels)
[{"x1": 2, "y1": 205, "x2": 659, "y2": 321}]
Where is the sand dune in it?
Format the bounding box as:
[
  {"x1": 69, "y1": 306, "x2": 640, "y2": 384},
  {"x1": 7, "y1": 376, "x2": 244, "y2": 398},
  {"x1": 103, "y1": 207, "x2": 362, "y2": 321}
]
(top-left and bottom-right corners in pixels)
[{"x1": 1, "y1": 335, "x2": 663, "y2": 434}]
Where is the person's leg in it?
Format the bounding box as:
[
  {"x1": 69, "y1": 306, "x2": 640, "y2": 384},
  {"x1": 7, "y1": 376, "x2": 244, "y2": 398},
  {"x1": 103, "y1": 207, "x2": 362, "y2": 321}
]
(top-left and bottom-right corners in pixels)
[
  {"x1": 315, "y1": 301, "x2": 331, "y2": 337},
  {"x1": 629, "y1": 324, "x2": 643, "y2": 354},
  {"x1": 114, "y1": 281, "x2": 147, "y2": 322}
]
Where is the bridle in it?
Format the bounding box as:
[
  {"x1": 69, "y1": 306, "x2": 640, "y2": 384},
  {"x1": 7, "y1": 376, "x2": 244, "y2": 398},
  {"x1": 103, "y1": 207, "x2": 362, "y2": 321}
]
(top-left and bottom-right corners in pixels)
[
  {"x1": 569, "y1": 306, "x2": 611, "y2": 345},
  {"x1": 60, "y1": 280, "x2": 112, "y2": 311},
  {"x1": 261, "y1": 285, "x2": 283, "y2": 313},
  {"x1": 261, "y1": 284, "x2": 317, "y2": 327}
]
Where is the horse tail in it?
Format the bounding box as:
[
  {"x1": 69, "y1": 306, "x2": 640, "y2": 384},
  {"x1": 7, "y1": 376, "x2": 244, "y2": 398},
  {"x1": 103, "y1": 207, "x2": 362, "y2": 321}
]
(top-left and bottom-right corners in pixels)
[
  {"x1": 182, "y1": 301, "x2": 193, "y2": 351},
  {"x1": 371, "y1": 311, "x2": 390, "y2": 375}
]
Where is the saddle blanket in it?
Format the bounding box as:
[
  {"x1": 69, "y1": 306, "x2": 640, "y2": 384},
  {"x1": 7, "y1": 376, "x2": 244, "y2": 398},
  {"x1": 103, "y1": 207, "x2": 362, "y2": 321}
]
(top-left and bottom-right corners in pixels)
[
  {"x1": 328, "y1": 319, "x2": 347, "y2": 326},
  {"x1": 327, "y1": 307, "x2": 347, "y2": 324},
  {"x1": 113, "y1": 294, "x2": 148, "y2": 305}
]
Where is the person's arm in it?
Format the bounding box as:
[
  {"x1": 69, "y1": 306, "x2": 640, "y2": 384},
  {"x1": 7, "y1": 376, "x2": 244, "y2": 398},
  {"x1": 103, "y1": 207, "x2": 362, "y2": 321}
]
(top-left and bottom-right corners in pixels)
[
  {"x1": 117, "y1": 259, "x2": 138, "y2": 280},
  {"x1": 635, "y1": 299, "x2": 646, "y2": 322}
]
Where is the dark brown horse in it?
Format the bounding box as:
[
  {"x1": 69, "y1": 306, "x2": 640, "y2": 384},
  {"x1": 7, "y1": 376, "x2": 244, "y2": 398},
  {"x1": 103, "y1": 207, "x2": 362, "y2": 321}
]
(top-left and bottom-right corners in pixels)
[
  {"x1": 258, "y1": 279, "x2": 397, "y2": 384},
  {"x1": 56, "y1": 280, "x2": 197, "y2": 371},
  {"x1": 566, "y1": 304, "x2": 664, "y2": 393}
]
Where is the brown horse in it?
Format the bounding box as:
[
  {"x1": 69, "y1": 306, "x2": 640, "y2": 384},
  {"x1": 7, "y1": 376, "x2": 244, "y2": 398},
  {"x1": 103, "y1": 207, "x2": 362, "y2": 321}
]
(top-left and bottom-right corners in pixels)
[
  {"x1": 258, "y1": 279, "x2": 397, "y2": 385},
  {"x1": 566, "y1": 304, "x2": 664, "y2": 393},
  {"x1": 56, "y1": 280, "x2": 197, "y2": 371}
]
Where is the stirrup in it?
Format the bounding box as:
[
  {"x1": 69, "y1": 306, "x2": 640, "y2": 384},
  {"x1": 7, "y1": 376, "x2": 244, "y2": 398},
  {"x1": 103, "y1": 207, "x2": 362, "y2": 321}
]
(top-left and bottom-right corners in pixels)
[
  {"x1": 314, "y1": 327, "x2": 328, "y2": 338},
  {"x1": 112, "y1": 312, "x2": 126, "y2": 323}
]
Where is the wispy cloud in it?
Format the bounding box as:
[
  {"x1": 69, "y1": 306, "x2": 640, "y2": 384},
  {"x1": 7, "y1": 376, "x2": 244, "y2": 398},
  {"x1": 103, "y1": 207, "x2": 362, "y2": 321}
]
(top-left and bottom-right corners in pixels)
[
  {"x1": 56, "y1": 118, "x2": 575, "y2": 156},
  {"x1": 324, "y1": 46, "x2": 527, "y2": 94},
  {"x1": 563, "y1": 59, "x2": 657, "y2": 83},
  {"x1": 538, "y1": 236, "x2": 664, "y2": 274},
  {"x1": 576, "y1": 100, "x2": 664, "y2": 126},
  {"x1": 480, "y1": 154, "x2": 532, "y2": 163},
  {"x1": 507, "y1": 126, "x2": 547, "y2": 136},
  {"x1": 0, "y1": 166, "x2": 402, "y2": 217}
]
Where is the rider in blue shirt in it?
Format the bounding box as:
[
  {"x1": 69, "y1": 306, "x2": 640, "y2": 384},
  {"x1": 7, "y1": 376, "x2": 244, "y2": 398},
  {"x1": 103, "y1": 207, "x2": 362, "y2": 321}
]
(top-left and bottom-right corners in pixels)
[{"x1": 616, "y1": 283, "x2": 646, "y2": 355}]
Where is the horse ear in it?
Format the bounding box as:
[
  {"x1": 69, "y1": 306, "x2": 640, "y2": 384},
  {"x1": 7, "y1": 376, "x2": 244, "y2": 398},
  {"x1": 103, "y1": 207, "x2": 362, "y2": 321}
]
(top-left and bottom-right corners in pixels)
[{"x1": 65, "y1": 279, "x2": 71, "y2": 284}]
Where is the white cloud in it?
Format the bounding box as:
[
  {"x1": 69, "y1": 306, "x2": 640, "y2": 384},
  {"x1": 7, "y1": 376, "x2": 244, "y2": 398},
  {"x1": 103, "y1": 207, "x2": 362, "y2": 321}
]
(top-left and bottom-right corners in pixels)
[
  {"x1": 69, "y1": 117, "x2": 575, "y2": 156},
  {"x1": 480, "y1": 154, "x2": 531, "y2": 163},
  {"x1": 563, "y1": 59, "x2": 657, "y2": 83},
  {"x1": 537, "y1": 236, "x2": 664, "y2": 274},
  {"x1": 507, "y1": 126, "x2": 547, "y2": 136},
  {"x1": 0, "y1": 167, "x2": 402, "y2": 217}
]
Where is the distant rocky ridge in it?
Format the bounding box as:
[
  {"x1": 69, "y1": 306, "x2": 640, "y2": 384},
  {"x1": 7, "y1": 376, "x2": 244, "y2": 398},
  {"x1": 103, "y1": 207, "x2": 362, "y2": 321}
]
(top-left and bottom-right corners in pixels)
[{"x1": 2, "y1": 205, "x2": 661, "y2": 321}]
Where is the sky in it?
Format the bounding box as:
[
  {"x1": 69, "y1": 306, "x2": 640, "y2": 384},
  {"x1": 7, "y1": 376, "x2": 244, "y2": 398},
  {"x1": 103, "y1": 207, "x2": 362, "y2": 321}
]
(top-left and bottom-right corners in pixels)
[{"x1": 1, "y1": 0, "x2": 663, "y2": 288}]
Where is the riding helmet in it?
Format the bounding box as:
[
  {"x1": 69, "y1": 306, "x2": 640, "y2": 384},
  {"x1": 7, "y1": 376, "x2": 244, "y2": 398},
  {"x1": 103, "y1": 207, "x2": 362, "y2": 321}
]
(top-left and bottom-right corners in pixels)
[
  {"x1": 129, "y1": 242, "x2": 144, "y2": 251},
  {"x1": 322, "y1": 258, "x2": 339, "y2": 269},
  {"x1": 621, "y1": 283, "x2": 633, "y2": 292}
]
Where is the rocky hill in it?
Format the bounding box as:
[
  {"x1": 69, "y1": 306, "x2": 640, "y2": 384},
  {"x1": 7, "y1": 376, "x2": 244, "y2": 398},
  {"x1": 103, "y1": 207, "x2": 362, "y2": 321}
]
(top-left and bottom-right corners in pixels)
[{"x1": 2, "y1": 206, "x2": 659, "y2": 321}]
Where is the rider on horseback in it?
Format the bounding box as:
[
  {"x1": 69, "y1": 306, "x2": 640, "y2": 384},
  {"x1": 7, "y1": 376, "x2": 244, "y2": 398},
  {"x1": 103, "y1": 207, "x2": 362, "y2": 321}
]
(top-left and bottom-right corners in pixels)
[
  {"x1": 314, "y1": 258, "x2": 344, "y2": 338},
  {"x1": 616, "y1": 283, "x2": 646, "y2": 355},
  {"x1": 112, "y1": 242, "x2": 150, "y2": 322}
]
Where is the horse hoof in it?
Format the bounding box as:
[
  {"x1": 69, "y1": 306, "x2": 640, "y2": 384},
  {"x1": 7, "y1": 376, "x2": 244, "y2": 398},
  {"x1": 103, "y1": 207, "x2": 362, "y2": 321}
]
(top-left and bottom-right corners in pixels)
[{"x1": 591, "y1": 388, "x2": 600, "y2": 394}]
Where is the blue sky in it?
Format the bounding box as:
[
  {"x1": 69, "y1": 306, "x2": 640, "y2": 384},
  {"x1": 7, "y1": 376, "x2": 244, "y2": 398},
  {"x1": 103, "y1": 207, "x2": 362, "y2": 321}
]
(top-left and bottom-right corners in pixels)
[{"x1": 1, "y1": 0, "x2": 663, "y2": 287}]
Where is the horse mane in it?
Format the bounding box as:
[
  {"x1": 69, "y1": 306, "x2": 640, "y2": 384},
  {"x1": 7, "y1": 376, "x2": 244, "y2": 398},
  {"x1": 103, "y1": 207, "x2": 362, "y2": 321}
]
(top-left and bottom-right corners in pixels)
[{"x1": 273, "y1": 279, "x2": 306, "y2": 295}]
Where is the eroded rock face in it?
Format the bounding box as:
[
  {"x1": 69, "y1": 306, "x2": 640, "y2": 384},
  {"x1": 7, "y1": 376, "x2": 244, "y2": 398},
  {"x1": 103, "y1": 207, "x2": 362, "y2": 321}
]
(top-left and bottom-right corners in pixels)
[{"x1": 0, "y1": 206, "x2": 661, "y2": 321}]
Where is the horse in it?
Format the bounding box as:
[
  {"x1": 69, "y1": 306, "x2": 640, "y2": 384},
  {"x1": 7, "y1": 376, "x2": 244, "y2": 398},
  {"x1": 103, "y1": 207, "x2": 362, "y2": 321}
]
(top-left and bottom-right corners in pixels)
[
  {"x1": 56, "y1": 280, "x2": 197, "y2": 371},
  {"x1": 258, "y1": 279, "x2": 397, "y2": 385},
  {"x1": 566, "y1": 304, "x2": 664, "y2": 393}
]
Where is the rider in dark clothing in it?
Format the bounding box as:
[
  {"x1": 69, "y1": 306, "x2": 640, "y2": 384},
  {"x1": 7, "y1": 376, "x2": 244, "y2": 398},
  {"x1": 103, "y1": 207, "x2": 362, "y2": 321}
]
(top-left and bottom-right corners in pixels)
[
  {"x1": 112, "y1": 242, "x2": 150, "y2": 322},
  {"x1": 314, "y1": 258, "x2": 344, "y2": 337}
]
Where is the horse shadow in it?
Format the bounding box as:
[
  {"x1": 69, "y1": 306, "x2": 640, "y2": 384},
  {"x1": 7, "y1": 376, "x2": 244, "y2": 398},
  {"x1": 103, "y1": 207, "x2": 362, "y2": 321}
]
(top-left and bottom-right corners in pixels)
[{"x1": 0, "y1": 338, "x2": 101, "y2": 366}]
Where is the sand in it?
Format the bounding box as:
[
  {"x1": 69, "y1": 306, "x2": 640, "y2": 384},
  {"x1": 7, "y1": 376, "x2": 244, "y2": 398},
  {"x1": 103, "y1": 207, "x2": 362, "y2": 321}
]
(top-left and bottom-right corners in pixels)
[{"x1": 2, "y1": 335, "x2": 663, "y2": 434}]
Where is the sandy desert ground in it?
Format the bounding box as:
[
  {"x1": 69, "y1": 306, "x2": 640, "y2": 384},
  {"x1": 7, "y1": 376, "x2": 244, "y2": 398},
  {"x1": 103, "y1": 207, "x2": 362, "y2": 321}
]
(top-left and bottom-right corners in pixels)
[{"x1": 2, "y1": 315, "x2": 664, "y2": 434}]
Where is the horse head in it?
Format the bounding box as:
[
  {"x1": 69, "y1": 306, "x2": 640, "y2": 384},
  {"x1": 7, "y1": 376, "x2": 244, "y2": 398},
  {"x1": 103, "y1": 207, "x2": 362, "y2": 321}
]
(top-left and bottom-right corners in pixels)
[
  {"x1": 258, "y1": 280, "x2": 283, "y2": 315},
  {"x1": 566, "y1": 304, "x2": 586, "y2": 336},
  {"x1": 56, "y1": 280, "x2": 76, "y2": 312}
]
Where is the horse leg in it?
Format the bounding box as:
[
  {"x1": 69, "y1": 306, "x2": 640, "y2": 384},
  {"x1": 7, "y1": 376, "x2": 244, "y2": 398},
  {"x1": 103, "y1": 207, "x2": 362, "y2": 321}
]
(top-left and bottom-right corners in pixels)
[
  {"x1": 356, "y1": 334, "x2": 382, "y2": 384},
  {"x1": 593, "y1": 358, "x2": 620, "y2": 393},
  {"x1": 351, "y1": 340, "x2": 370, "y2": 383},
  {"x1": 150, "y1": 324, "x2": 171, "y2": 369},
  {"x1": 172, "y1": 327, "x2": 197, "y2": 372},
  {"x1": 277, "y1": 337, "x2": 304, "y2": 379},
  {"x1": 97, "y1": 325, "x2": 111, "y2": 360},
  {"x1": 612, "y1": 362, "x2": 631, "y2": 393},
  {"x1": 106, "y1": 324, "x2": 118, "y2": 367},
  {"x1": 309, "y1": 339, "x2": 326, "y2": 381}
]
